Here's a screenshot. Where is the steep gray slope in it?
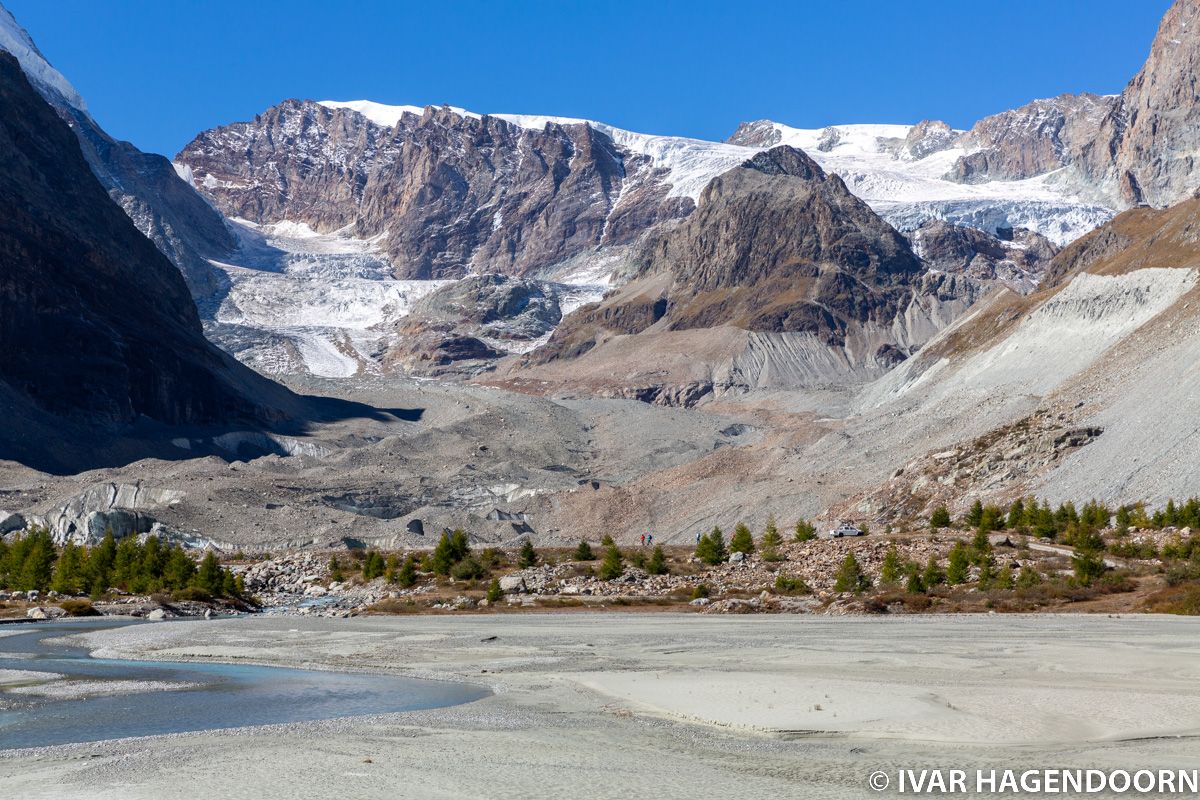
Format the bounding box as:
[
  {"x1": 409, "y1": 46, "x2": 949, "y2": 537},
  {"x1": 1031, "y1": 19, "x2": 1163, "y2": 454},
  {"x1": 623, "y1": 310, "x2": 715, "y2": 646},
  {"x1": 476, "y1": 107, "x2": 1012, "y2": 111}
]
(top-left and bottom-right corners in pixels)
[
  {"x1": 0, "y1": 3, "x2": 235, "y2": 301},
  {"x1": 0, "y1": 50, "x2": 299, "y2": 473}
]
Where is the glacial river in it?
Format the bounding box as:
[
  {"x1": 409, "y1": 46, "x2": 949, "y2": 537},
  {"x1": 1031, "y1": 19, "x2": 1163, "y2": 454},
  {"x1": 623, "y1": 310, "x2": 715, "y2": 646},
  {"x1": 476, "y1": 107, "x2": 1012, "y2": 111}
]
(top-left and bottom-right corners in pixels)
[{"x1": 0, "y1": 618, "x2": 488, "y2": 749}]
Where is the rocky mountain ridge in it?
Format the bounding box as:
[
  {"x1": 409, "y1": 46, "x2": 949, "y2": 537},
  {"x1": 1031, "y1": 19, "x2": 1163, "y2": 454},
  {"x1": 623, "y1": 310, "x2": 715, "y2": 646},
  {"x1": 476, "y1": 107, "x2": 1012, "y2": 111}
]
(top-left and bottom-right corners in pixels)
[{"x1": 0, "y1": 50, "x2": 293, "y2": 473}]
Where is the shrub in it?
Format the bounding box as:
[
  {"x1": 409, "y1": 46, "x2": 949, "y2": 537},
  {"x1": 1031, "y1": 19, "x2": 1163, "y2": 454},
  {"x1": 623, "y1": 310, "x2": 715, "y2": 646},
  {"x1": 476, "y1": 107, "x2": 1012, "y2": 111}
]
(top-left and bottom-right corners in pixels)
[
  {"x1": 518, "y1": 540, "x2": 538, "y2": 569},
  {"x1": 695, "y1": 527, "x2": 727, "y2": 565},
  {"x1": 1166, "y1": 562, "x2": 1200, "y2": 587},
  {"x1": 451, "y1": 556, "x2": 487, "y2": 581},
  {"x1": 880, "y1": 546, "x2": 903, "y2": 585},
  {"x1": 598, "y1": 545, "x2": 625, "y2": 580},
  {"x1": 646, "y1": 546, "x2": 668, "y2": 576},
  {"x1": 486, "y1": 579, "x2": 503, "y2": 603},
  {"x1": 921, "y1": 555, "x2": 945, "y2": 587},
  {"x1": 430, "y1": 530, "x2": 471, "y2": 576},
  {"x1": 1149, "y1": 584, "x2": 1200, "y2": 615},
  {"x1": 328, "y1": 555, "x2": 345, "y2": 583},
  {"x1": 57, "y1": 599, "x2": 99, "y2": 617},
  {"x1": 171, "y1": 587, "x2": 212, "y2": 603},
  {"x1": 394, "y1": 555, "x2": 417, "y2": 588},
  {"x1": 691, "y1": 584, "x2": 710, "y2": 600},
  {"x1": 600, "y1": 534, "x2": 615, "y2": 547},
  {"x1": 904, "y1": 567, "x2": 926, "y2": 595},
  {"x1": 729, "y1": 523, "x2": 755, "y2": 555},
  {"x1": 930, "y1": 506, "x2": 951, "y2": 530},
  {"x1": 970, "y1": 529, "x2": 993, "y2": 564},
  {"x1": 977, "y1": 554, "x2": 998, "y2": 589},
  {"x1": 1072, "y1": 542, "x2": 1107, "y2": 586},
  {"x1": 774, "y1": 574, "x2": 809, "y2": 595},
  {"x1": 573, "y1": 540, "x2": 595, "y2": 561},
  {"x1": 965, "y1": 500, "x2": 984, "y2": 528},
  {"x1": 946, "y1": 542, "x2": 971, "y2": 585},
  {"x1": 794, "y1": 519, "x2": 817, "y2": 542},
  {"x1": 834, "y1": 552, "x2": 870, "y2": 593},
  {"x1": 1015, "y1": 566, "x2": 1043, "y2": 588},
  {"x1": 361, "y1": 550, "x2": 386, "y2": 581},
  {"x1": 761, "y1": 518, "x2": 783, "y2": 561}
]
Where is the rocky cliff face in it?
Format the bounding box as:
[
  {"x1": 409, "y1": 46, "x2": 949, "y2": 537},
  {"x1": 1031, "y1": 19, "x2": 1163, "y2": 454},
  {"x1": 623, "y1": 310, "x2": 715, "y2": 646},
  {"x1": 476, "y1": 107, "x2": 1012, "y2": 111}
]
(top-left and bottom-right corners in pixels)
[
  {"x1": 949, "y1": 94, "x2": 1118, "y2": 185},
  {"x1": 0, "y1": 4, "x2": 235, "y2": 302},
  {"x1": 0, "y1": 52, "x2": 286, "y2": 469},
  {"x1": 950, "y1": 0, "x2": 1200, "y2": 209},
  {"x1": 1110, "y1": 0, "x2": 1200, "y2": 207},
  {"x1": 177, "y1": 102, "x2": 705, "y2": 280}
]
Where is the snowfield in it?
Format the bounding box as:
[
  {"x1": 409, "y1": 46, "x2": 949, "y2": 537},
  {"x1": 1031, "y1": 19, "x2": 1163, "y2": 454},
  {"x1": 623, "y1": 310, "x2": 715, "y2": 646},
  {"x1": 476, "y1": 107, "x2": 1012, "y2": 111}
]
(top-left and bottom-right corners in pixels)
[{"x1": 206, "y1": 220, "x2": 449, "y2": 378}]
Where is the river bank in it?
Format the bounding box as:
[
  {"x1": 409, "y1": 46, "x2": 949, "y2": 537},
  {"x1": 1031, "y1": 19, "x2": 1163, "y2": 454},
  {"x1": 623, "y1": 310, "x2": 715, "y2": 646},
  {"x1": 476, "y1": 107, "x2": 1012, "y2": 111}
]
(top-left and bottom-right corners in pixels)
[{"x1": 2, "y1": 614, "x2": 1199, "y2": 799}]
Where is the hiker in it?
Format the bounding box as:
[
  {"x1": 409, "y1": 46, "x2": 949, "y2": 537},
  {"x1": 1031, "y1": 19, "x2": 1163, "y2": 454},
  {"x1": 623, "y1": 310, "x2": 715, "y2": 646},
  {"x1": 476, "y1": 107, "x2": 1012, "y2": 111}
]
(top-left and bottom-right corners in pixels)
[
  {"x1": 647, "y1": 533, "x2": 653, "y2": 546},
  {"x1": 695, "y1": 531, "x2": 701, "y2": 544},
  {"x1": 640, "y1": 533, "x2": 646, "y2": 546}
]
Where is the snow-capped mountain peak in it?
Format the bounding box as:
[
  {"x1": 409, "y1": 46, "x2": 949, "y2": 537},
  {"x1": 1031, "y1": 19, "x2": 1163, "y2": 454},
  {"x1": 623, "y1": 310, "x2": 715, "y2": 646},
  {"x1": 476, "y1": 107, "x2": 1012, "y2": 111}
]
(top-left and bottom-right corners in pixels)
[{"x1": 318, "y1": 99, "x2": 752, "y2": 202}]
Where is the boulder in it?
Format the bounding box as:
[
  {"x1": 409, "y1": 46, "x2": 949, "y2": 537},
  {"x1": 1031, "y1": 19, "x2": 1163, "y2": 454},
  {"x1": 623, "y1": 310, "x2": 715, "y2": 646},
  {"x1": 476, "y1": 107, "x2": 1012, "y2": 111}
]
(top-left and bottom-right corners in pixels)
[
  {"x1": 729, "y1": 551, "x2": 746, "y2": 564},
  {"x1": 26, "y1": 606, "x2": 65, "y2": 620},
  {"x1": 146, "y1": 608, "x2": 167, "y2": 620},
  {"x1": 498, "y1": 575, "x2": 526, "y2": 594}
]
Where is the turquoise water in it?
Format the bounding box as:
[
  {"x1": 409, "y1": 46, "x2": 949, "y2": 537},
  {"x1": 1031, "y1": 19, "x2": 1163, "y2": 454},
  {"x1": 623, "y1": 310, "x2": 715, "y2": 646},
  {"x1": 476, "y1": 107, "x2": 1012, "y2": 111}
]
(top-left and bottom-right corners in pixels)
[{"x1": 0, "y1": 619, "x2": 488, "y2": 749}]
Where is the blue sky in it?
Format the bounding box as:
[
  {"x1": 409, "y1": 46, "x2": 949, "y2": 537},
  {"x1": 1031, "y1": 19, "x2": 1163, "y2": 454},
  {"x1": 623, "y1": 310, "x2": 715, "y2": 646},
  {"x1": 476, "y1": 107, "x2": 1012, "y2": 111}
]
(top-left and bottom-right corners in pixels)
[{"x1": 8, "y1": 0, "x2": 1171, "y2": 158}]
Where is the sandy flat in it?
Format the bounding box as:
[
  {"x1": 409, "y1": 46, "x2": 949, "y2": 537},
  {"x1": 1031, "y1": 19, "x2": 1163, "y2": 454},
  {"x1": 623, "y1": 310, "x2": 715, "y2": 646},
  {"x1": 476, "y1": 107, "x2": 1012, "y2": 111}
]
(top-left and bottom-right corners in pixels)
[
  {"x1": 1, "y1": 614, "x2": 1199, "y2": 799},
  {"x1": 7, "y1": 680, "x2": 197, "y2": 700},
  {"x1": 0, "y1": 668, "x2": 62, "y2": 688}
]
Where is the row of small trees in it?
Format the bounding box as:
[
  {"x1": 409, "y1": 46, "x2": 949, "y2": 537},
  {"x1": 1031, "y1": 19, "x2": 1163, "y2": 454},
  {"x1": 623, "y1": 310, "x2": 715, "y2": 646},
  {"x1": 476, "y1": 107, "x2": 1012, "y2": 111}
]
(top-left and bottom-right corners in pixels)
[
  {"x1": 932, "y1": 496, "x2": 1200, "y2": 539},
  {"x1": 0, "y1": 528, "x2": 243, "y2": 599},
  {"x1": 694, "y1": 518, "x2": 819, "y2": 565}
]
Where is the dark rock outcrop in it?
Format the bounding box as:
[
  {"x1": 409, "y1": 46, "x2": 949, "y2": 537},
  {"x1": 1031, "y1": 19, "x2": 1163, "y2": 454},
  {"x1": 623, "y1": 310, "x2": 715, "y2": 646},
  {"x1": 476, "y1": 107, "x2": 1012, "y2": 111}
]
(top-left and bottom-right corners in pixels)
[
  {"x1": 386, "y1": 274, "x2": 563, "y2": 375},
  {"x1": 726, "y1": 120, "x2": 783, "y2": 148},
  {"x1": 638, "y1": 146, "x2": 925, "y2": 343},
  {"x1": 0, "y1": 51, "x2": 288, "y2": 469},
  {"x1": 902, "y1": 120, "x2": 960, "y2": 160},
  {"x1": 948, "y1": 94, "x2": 1118, "y2": 184},
  {"x1": 525, "y1": 146, "x2": 950, "y2": 374},
  {"x1": 909, "y1": 219, "x2": 1058, "y2": 292},
  {"x1": 0, "y1": 5, "x2": 235, "y2": 302},
  {"x1": 1108, "y1": 0, "x2": 1200, "y2": 208}
]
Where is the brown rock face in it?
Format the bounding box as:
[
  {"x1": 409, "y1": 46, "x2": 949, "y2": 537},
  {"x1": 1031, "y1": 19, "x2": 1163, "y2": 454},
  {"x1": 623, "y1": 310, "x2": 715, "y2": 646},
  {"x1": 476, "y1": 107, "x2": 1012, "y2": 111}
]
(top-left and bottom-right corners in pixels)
[
  {"x1": 949, "y1": 94, "x2": 1118, "y2": 184},
  {"x1": 386, "y1": 274, "x2": 563, "y2": 376},
  {"x1": 639, "y1": 146, "x2": 925, "y2": 343},
  {"x1": 1041, "y1": 197, "x2": 1200, "y2": 288},
  {"x1": 177, "y1": 102, "x2": 693, "y2": 279},
  {"x1": 0, "y1": 53, "x2": 284, "y2": 461},
  {"x1": 1111, "y1": 0, "x2": 1200, "y2": 207}
]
